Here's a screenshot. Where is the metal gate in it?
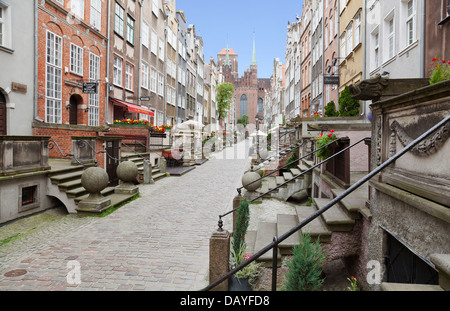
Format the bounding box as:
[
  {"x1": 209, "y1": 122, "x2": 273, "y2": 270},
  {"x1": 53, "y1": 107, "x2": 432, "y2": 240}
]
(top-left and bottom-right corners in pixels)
[{"x1": 385, "y1": 233, "x2": 439, "y2": 285}]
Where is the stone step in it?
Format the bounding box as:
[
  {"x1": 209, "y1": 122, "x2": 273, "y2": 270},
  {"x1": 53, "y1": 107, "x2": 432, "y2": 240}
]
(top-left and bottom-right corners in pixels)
[
  {"x1": 275, "y1": 176, "x2": 285, "y2": 186},
  {"x1": 430, "y1": 254, "x2": 450, "y2": 291},
  {"x1": 254, "y1": 222, "x2": 281, "y2": 267},
  {"x1": 313, "y1": 198, "x2": 355, "y2": 231},
  {"x1": 290, "y1": 168, "x2": 302, "y2": 176},
  {"x1": 266, "y1": 177, "x2": 277, "y2": 190},
  {"x1": 331, "y1": 187, "x2": 368, "y2": 219},
  {"x1": 245, "y1": 230, "x2": 257, "y2": 256},
  {"x1": 47, "y1": 165, "x2": 85, "y2": 177},
  {"x1": 277, "y1": 214, "x2": 301, "y2": 255},
  {"x1": 153, "y1": 172, "x2": 167, "y2": 181},
  {"x1": 295, "y1": 205, "x2": 331, "y2": 242},
  {"x1": 282, "y1": 172, "x2": 294, "y2": 181},
  {"x1": 50, "y1": 171, "x2": 84, "y2": 185},
  {"x1": 297, "y1": 163, "x2": 309, "y2": 172},
  {"x1": 380, "y1": 282, "x2": 443, "y2": 291},
  {"x1": 74, "y1": 186, "x2": 116, "y2": 204},
  {"x1": 57, "y1": 178, "x2": 83, "y2": 192},
  {"x1": 65, "y1": 186, "x2": 87, "y2": 198}
]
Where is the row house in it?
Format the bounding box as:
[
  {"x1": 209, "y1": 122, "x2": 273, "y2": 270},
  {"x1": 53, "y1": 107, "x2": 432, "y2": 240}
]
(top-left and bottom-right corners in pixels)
[
  {"x1": 176, "y1": 10, "x2": 187, "y2": 124},
  {"x1": 185, "y1": 24, "x2": 197, "y2": 121},
  {"x1": 300, "y1": 0, "x2": 312, "y2": 118},
  {"x1": 323, "y1": 0, "x2": 339, "y2": 110},
  {"x1": 311, "y1": 0, "x2": 324, "y2": 115},
  {"x1": 284, "y1": 19, "x2": 300, "y2": 122}
]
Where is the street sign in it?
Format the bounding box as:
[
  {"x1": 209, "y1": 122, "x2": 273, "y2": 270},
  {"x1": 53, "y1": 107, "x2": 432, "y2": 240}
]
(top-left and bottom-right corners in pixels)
[
  {"x1": 323, "y1": 75, "x2": 339, "y2": 85},
  {"x1": 82, "y1": 82, "x2": 98, "y2": 94},
  {"x1": 140, "y1": 96, "x2": 151, "y2": 101}
]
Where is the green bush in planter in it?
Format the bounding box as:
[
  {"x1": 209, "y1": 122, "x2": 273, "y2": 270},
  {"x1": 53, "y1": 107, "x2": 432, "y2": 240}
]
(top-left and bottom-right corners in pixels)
[
  {"x1": 282, "y1": 233, "x2": 327, "y2": 291},
  {"x1": 233, "y1": 200, "x2": 250, "y2": 257}
]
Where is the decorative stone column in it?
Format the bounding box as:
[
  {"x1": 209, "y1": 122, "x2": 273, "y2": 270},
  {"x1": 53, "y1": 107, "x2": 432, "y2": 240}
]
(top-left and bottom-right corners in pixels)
[
  {"x1": 143, "y1": 159, "x2": 154, "y2": 184},
  {"x1": 209, "y1": 228, "x2": 230, "y2": 291},
  {"x1": 76, "y1": 167, "x2": 111, "y2": 215},
  {"x1": 115, "y1": 161, "x2": 139, "y2": 195}
]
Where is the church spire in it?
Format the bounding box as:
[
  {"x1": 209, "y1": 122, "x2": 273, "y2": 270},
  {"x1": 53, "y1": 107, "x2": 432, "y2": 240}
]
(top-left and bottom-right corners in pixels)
[
  {"x1": 225, "y1": 34, "x2": 230, "y2": 66},
  {"x1": 251, "y1": 31, "x2": 257, "y2": 66}
]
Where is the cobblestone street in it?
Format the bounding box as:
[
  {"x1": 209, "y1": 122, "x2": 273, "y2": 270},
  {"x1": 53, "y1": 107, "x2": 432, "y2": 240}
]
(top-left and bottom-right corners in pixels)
[{"x1": 0, "y1": 141, "x2": 251, "y2": 291}]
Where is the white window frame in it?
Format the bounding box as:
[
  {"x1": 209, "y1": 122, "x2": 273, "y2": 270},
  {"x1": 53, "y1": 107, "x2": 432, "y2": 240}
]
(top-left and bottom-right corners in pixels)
[
  {"x1": 142, "y1": 20, "x2": 149, "y2": 49},
  {"x1": 405, "y1": 0, "x2": 416, "y2": 47},
  {"x1": 71, "y1": 0, "x2": 84, "y2": 19},
  {"x1": 354, "y1": 11, "x2": 361, "y2": 46},
  {"x1": 157, "y1": 72, "x2": 164, "y2": 96},
  {"x1": 90, "y1": 0, "x2": 102, "y2": 31},
  {"x1": 125, "y1": 63, "x2": 133, "y2": 91},
  {"x1": 0, "y1": 3, "x2": 12, "y2": 48},
  {"x1": 158, "y1": 38, "x2": 165, "y2": 61},
  {"x1": 371, "y1": 28, "x2": 380, "y2": 71},
  {"x1": 340, "y1": 34, "x2": 346, "y2": 63},
  {"x1": 151, "y1": 29, "x2": 157, "y2": 55},
  {"x1": 89, "y1": 53, "x2": 100, "y2": 126},
  {"x1": 114, "y1": 3, "x2": 124, "y2": 37},
  {"x1": 45, "y1": 30, "x2": 63, "y2": 124},
  {"x1": 113, "y1": 55, "x2": 123, "y2": 86},
  {"x1": 70, "y1": 43, "x2": 83, "y2": 76},
  {"x1": 150, "y1": 67, "x2": 157, "y2": 93},
  {"x1": 346, "y1": 22, "x2": 353, "y2": 55},
  {"x1": 384, "y1": 13, "x2": 395, "y2": 61},
  {"x1": 152, "y1": 0, "x2": 159, "y2": 16},
  {"x1": 141, "y1": 62, "x2": 149, "y2": 90},
  {"x1": 126, "y1": 14, "x2": 135, "y2": 45}
]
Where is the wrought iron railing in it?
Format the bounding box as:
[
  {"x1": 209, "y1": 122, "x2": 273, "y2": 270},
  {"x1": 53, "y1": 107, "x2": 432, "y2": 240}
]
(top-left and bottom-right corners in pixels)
[
  {"x1": 240, "y1": 137, "x2": 344, "y2": 196},
  {"x1": 203, "y1": 114, "x2": 450, "y2": 291}
]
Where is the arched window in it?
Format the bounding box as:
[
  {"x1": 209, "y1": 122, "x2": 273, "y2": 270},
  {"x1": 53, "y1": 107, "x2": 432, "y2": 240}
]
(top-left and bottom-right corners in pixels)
[
  {"x1": 257, "y1": 98, "x2": 263, "y2": 113},
  {"x1": 240, "y1": 94, "x2": 247, "y2": 116}
]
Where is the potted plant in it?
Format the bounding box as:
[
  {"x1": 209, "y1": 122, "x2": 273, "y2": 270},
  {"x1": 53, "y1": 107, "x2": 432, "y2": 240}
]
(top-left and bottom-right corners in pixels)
[
  {"x1": 229, "y1": 240, "x2": 261, "y2": 291},
  {"x1": 429, "y1": 58, "x2": 450, "y2": 84},
  {"x1": 315, "y1": 130, "x2": 338, "y2": 160},
  {"x1": 229, "y1": 200, "x2": 262, "y2": 291}
]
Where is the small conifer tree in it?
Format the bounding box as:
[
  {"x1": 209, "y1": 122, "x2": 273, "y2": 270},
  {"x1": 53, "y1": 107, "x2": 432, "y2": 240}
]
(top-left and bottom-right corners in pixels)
[
  {"x1": 324, "y1": 101, "x2": 338, "y2": 117},
  {"x1": 282, "y1": 233, "x2": 326, "y2": 291},
  {"x1": 338, "y1": 86, "x2": 360, "y2": 116},
  {"x1": 233, "y1": 200, "x2": 250, "y2": 257}
]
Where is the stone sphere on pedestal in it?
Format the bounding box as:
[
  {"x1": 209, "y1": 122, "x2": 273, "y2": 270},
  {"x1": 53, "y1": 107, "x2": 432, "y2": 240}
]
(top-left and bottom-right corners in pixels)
[
  {"x1": 116, "y1": 161, "x2": 138, "y2": 182},
  {"x1": 259, "y1": 149, "x2": 269, "y2": 160},
  {"x1": 242, "y1": 171, "x2": 262, "y2": 192},
  {"x1": 81, "y1": 167, "x2": 109, "y2": 194}
]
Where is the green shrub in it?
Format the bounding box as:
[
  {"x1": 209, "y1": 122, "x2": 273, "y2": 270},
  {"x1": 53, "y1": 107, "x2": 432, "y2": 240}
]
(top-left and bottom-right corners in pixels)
[
  {"x1": 233, "y1": 200, "x2": 250, "y2": 257},
  {"x1": 338, "y1": 86, "x2": 360, "y2": 116},
  {"x1": 324, "y1": 101, "x2": 338, "y2": 117},
  {"x1": 282, "y1": 233, "x2": 326, "y2": 291}
]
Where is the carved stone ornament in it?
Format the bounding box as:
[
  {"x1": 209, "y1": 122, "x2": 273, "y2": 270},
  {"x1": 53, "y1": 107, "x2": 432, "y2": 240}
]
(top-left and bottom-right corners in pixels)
[
  {"x1": 390, "y1": 120, "x2": 450, "y2": 157},
  {"x1": 348, "y1": 74, "x2": 389, "y2": 101}
]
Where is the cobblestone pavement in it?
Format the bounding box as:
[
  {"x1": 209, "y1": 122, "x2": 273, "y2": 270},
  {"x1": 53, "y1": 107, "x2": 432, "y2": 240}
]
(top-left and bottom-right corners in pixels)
[{"x1": 0, "y1": 140, "x2": 252, "y2": 291}]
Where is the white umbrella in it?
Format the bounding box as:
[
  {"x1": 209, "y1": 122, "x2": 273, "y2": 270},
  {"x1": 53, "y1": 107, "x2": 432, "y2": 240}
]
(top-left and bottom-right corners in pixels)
[{"x1": 250, "y1": 130, "x2": 267, "y2": 137}]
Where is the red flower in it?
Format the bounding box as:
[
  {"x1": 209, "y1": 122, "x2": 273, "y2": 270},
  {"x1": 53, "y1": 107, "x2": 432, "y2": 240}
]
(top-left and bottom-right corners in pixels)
[
  {"x1": 330, "y1": 130, "x2": 335, "y2": 133},
  {"x1": 432, "y1": 58, "x2": 438, "y2": 62},
  {"x1": 442, "y1": 60, "x2": 447, "y2": 63},
  {"x1": 320, "y1": 133, "x2": 323, "y2": 137},
  {"x1": 448, "y1": 61, "x2": 450, "y2": 65},
  {"x1": 328, "y1": 134, "x2": 333, "y2": 138}
]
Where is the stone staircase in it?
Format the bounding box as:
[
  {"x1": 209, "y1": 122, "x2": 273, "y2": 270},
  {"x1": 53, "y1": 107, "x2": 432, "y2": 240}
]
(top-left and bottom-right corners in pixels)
[
  {"x1": 46, "y1": 153, "x2": 166, "y2": 214},
  {"x1": 244, "y1": 183, "x2": 368, "y2": 267},
  {"x1": 123, "y1": 153, "x2": 167, "y2": 183}
]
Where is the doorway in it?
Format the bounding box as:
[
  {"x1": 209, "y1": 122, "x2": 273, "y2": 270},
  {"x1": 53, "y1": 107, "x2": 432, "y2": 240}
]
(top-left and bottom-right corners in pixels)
[
  {"x1": 105, "y1": 138, "x2": 121, "y2": 186},
  {"x1": 69, "y1": 94, "x2": 82, "y2": 125},
  {"x1": 0, "y1": 92, "x2": 6, "y2": 135},
  {"x1": 385, "y1": 233, "x2": 439, "y2": 285}
]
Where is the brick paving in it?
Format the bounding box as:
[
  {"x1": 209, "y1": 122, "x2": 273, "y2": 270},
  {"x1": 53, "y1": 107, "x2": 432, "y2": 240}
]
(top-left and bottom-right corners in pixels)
[{"x1": 0, "y1": 140, "x2": 251, "y2": 291}]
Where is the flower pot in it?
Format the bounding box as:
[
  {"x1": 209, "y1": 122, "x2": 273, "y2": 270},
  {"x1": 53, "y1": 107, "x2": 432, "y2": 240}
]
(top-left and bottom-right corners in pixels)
[{"x1": 229, "y1": 275, "x2": 252, "y2": 291}]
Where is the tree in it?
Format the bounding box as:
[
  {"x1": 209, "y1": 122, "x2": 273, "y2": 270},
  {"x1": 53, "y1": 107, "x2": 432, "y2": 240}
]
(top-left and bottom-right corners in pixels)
[
  {"x1": 324, "y1": 101, "x2": 338, "y2": 117},
  {"x1": 338, "y1": 86, "x2": 360, "y2": 116},
  {"x1": 237, "y1": 114, "x2": 249, "y2": 126},
  {"x1": 216, "y1": 82, "x2": 234, "y2": 124},
  {"x1": 282, "y1": 233, "x2": 326, "y2": 291}
]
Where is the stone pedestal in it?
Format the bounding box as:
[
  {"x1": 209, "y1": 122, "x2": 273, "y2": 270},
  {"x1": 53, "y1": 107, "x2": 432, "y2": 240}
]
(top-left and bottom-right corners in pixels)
[
  {"x1": 209, "y1": 229, "x2": 230, "y2": 291},
  {"x1": 143, "y1": 159, "x2": 154, "y2": 184},
  {"x1": 115, "y1": 161, "x2": 139, "y2": 195},
  {"x1": 76, "y1": 167, "x2": 111, "y2": 215}
]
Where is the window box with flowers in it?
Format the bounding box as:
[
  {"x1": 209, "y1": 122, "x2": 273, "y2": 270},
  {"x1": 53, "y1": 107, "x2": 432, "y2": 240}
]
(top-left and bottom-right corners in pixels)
[
  {"x1": 113, "y1": 119, "x2": 168, "y2": 134},
  {"x1": 429, "y1": 58, "x2": 450, "y2": 85},
  {"x1": 315, "y1": 130, "x2": 338, "y2": 160}
]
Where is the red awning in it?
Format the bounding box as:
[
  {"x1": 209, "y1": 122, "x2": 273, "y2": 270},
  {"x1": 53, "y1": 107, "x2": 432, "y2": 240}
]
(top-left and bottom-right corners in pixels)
[{"x1": 111, "y1": 98, "x2": 154, "y2": 116}]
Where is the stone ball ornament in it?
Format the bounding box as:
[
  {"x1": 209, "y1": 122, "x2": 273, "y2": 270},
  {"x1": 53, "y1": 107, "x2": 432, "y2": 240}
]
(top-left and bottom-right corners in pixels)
[
  {"x1": 242, "y1": 171, "x2": 262, "y2": 192},
  {"x1": 116, "y1": 161, "x2": 139, "y2": 182},
  {"x1": 81, "y1": 167, "x2": 109, "y2": 194}
]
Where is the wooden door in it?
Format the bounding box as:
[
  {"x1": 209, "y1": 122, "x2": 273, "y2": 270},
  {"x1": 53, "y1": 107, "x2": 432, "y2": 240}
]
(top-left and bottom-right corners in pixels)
[
  {"x1": 105, "y1": 140, "x2": 120, "y2": 186},
  {"x1": 0, "y1": 93, "x2": 6, "y2": 135}
]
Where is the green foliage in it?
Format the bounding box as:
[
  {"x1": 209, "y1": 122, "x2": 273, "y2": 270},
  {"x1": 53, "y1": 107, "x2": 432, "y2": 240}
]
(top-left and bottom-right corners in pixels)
[
  {"x1": 216, "y1": 82, "x2": 234, "y2": 121},
  {"x1": 230, "y1": 240, "x2": 262, "y2": 288},
  {"x1": 237, "y1": 114, "x2": 249, "y2": 126},
  {"x1": 324, "y1": 101, "x2": 338, "y2": 117},
  {"x1": 282, "y1": 233, "x2": 327, "y2": 291},
  {"x1": 315, "y1": 130, "x2": 337, "y2": 160},
  {"x1": 429, "y1": 58, "x2": 450, "y2": 84},
  {"x1": 233, "y1": 200, "x2": 250, "y2": 258},
  {"x1": 285, "y1": 151, "x2": 298, "y2": 170},
  {"x1": 338, "y1": 86, "x2": 360, "y2": 116}
]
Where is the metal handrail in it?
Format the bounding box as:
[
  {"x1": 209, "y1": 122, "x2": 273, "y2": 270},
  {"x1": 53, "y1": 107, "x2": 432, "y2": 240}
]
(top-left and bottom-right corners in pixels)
[
  {"x1": 219, "y1": 136, "x2": 360, "y2": 227},
  {"x1": 240, "y1": 137, "x2": 345, "y2": 195},
  {"x1": 202, "y1": 114, "x2": 449, "y2": 291},
  {"x1": 47, "y1": 139, "x2": 92, "y2": 167}
]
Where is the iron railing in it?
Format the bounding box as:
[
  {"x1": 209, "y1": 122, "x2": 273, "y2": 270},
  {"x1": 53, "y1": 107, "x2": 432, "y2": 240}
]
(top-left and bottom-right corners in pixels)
[
  {"x1": 203, "y1": 114, "x2": 450, "y2": 291},
  {"x1": 241, "y1": 137, "x2": 345, "y2": 195}
]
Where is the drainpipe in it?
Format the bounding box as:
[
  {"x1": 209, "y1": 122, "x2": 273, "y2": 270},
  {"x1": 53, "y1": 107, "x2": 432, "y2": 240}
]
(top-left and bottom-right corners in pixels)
[
  {"x1": 138, "y1": 1, "x2": 143, "y2": 107},
  {"x1": 33, "y1": 0, "x2": 38, "y2": 122},
  {"x1": 420, "y1": 0, "x2": 426, "y2": 78},
  {"x1": 361, "y1": 0, "x2": 367, "y2": 117},
  {"x1": 105, "y1": 0, "x2": 111, "y2": 124}
]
